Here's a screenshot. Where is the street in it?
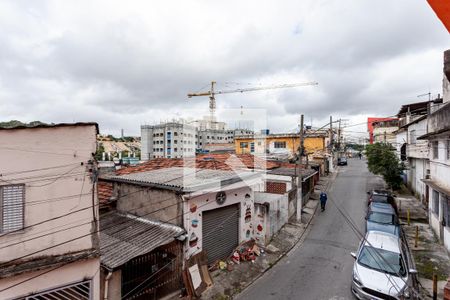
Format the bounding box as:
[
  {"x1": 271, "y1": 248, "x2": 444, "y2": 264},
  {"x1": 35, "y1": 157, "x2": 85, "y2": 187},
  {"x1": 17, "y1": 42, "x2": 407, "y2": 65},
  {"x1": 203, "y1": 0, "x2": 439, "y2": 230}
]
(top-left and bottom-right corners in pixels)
[{"x1": 236, "y1": 158, "x2": 384, "y2": 300}]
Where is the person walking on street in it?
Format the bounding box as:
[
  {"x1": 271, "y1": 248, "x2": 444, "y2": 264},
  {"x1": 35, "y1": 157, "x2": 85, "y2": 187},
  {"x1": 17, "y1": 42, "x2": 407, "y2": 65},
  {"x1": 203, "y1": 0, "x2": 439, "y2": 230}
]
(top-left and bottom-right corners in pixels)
[
  {"x1": 358, "y1": 152, "x2": 362, "y2": 159},
  {"x1": 320, "y1": 191, "x2": 328, "y2": 212}
]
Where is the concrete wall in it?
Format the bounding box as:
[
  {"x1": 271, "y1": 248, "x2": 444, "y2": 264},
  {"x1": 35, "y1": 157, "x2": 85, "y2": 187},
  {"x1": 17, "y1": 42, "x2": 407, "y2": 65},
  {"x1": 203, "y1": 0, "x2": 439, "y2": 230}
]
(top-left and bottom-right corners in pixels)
[
  {"x1": 115, "y1": 183, "x2": 183, "y2": 226},
  {"x1": 183, "y1": 186, "x2": 254, "y2": 259},
  {"x1": 254, "y1": 192, "x2": 288, "y2": 245},
  {"x1": 0, "y1": 125, "x2": 98, "y2": 261},
  {"x1": 0, "y1": 257, "x2": 100, "y2": 300}
]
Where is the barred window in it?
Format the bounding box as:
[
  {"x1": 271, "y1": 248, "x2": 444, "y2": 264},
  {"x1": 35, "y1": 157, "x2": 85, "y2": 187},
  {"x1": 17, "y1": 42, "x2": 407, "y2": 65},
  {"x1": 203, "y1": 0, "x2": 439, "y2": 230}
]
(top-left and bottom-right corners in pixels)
[
  {"x1": 24, "y1": 280, "x2": 92, "y2": 299},
  {"x1": 1, "y1": 185, "x2": 25, "y2": 233}
]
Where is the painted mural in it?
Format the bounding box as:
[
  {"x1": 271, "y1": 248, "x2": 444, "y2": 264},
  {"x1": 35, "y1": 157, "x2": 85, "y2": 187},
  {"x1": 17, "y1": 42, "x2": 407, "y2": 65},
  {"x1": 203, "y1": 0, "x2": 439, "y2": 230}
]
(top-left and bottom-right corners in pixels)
[{"x1": 183, "y1": 187, "x2": 255, "y2": 260}]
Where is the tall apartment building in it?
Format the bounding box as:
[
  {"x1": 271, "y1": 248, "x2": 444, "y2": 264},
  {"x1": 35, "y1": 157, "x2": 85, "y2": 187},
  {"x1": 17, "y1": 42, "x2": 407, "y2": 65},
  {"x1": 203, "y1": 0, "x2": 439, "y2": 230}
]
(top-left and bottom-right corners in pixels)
[{"x1": 141, "y1": 122, "x2": 196, "y2": 160}]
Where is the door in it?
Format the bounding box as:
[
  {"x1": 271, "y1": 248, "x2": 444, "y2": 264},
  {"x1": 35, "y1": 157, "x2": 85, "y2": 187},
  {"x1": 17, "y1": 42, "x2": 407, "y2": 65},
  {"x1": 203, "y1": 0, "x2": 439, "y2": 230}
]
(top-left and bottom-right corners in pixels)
[{"x1": 202, "y1": 204, "x2": 240, "y2": 264}]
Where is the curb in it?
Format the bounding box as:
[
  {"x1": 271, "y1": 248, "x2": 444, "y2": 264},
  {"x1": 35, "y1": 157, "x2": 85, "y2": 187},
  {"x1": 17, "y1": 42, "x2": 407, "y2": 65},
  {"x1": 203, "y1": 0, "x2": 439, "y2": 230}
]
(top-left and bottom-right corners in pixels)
[{"x1": 232, "y1": 171, "x2": 337, "y2": 299}]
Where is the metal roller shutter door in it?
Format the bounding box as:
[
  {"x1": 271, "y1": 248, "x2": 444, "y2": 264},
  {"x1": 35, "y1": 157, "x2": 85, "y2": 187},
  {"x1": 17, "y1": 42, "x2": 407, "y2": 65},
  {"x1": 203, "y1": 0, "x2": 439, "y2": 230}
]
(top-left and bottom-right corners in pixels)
[{"x1": 202, "y1": 204, "x2": 239, "y2": 264}]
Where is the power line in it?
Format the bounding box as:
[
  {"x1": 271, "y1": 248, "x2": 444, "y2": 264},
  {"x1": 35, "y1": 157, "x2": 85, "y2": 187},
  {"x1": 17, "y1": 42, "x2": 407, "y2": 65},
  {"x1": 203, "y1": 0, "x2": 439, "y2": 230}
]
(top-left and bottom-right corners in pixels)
[{"x1": 0, "y1": 162, "x2": 85, "y2": 176}]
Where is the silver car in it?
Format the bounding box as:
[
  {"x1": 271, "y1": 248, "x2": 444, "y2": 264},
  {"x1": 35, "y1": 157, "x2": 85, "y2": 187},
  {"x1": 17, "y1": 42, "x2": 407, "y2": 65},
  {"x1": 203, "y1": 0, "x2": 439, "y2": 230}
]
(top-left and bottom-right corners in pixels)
[{"x1": 351, "y1": 231, "x2": 418, "y2": 300}]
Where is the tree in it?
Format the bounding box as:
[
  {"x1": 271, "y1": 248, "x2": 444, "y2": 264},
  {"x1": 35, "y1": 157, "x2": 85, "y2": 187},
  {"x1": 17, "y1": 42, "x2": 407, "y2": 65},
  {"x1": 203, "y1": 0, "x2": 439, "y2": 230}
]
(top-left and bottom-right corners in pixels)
[{"x1": 365, "y1": 142, "x2": 404, "y2": 190}]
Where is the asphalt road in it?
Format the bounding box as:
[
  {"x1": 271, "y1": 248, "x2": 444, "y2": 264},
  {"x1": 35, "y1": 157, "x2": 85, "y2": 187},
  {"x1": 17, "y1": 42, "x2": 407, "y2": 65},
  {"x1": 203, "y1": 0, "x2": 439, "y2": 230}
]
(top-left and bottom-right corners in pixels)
[{"x1": 236, "y1": 158, "x2": 384, "y2": 300}]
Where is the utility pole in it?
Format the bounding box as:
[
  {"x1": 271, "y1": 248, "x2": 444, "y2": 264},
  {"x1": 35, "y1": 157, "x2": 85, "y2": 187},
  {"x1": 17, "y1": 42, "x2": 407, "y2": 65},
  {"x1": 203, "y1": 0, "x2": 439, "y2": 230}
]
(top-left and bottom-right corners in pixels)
[
  {"x1": 299, "y1": 114, "x2": 304, "y2": 165},
  {"x1": 338, "y1": 119, "x2": 341, "y2": 152},
  {"x1": 329, "y1": 116, "x2": 333, "y2": 173},
  {"x1": 296, "y1": 114, "x2": 304, "y2": 223}
]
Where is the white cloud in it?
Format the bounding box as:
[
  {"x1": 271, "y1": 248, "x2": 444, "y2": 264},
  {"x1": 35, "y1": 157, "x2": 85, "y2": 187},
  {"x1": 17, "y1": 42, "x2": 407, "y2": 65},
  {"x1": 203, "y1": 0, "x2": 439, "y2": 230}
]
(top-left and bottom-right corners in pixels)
[{"x1": 0, "y1": 0, "x2": 448, "y2": 136}]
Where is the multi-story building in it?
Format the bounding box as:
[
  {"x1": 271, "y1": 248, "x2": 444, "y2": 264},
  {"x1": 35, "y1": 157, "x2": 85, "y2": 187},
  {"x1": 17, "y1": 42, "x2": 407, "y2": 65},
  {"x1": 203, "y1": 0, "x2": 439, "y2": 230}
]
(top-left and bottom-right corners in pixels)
[
  {"x1": 367, "y1": 117, "x2": 398, "y2": 144},
  {"x1": 418, "y1": 49, "x2": 450, "y2": 252},
  {"x1": 141, "y1": 122, "x2": 196, "y2": 160},
  {"x1": 394, "y1": 98, "x2": 443, "y2": 205},
  {"x1": 234, "y1": 131, "x2": 329, "y2": 158},
  {"x1": 0, "y1": 123, "x2": 100, "y2": 300},
  {"x1": 371, "y1": 119, "x2": 399, "y2": 144}
]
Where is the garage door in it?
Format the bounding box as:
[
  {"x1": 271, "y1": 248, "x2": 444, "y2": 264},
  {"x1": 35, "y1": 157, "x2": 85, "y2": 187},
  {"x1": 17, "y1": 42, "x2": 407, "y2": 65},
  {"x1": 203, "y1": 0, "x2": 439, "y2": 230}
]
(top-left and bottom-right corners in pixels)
[{"x1": 202, "y1": 204, "x2": 239, "y2": 264}]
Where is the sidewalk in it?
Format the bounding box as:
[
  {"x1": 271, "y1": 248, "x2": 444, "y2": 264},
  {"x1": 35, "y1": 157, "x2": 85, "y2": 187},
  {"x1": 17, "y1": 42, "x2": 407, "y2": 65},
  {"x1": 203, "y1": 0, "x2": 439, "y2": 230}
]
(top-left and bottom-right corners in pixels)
[
  {"x1": 197, "y1": 174, "x2": 334, "y2": 300},
  {"x1": 395, "y1": 191, "x2": 450, "y2": 299}
]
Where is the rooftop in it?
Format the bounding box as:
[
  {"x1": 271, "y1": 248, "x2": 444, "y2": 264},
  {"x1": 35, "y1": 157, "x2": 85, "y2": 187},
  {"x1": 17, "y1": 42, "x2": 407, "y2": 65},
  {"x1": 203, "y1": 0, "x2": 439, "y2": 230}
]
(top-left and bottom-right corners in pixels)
[
  {"x1": 267, "y1": 167, "x2": 317, "y2": 179},
  {"x1": 0, "y1": 121, "x2": 99, "y2": 133},
  {"x1": 116, "y1": 154, "x2": 280, "y2": 175},
  {"x1": 100, "y1": 212, "x2": 185, "y2": 270},
  {"x1": 104, "y1": 167, "x2": 260, "y2": 192}
]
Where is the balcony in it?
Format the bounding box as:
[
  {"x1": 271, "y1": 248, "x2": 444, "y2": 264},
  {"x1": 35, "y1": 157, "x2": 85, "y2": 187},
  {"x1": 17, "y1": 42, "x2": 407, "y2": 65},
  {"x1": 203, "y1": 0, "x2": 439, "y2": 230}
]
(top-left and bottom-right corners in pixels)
[{"x1": 422, "y1": 102, "x2": 450, "y2": 138}]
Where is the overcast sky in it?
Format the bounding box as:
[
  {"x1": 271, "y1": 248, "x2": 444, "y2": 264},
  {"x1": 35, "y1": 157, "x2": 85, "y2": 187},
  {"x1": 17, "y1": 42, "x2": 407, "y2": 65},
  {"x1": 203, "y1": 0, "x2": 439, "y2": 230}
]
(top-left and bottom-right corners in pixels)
[{"x1": 0, "y1": 0, "x2": 448, "y2": 140}]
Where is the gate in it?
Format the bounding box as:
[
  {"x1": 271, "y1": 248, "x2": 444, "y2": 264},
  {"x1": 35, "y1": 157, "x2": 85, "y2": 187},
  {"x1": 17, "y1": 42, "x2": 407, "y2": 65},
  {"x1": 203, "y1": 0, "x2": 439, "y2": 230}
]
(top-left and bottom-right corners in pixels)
[
  {"x1": 122, "y1": 241, "x2": 183, "y2": 300},
  {"x1": 202, "y1": 204, "x2": 240, "y2": 264}
]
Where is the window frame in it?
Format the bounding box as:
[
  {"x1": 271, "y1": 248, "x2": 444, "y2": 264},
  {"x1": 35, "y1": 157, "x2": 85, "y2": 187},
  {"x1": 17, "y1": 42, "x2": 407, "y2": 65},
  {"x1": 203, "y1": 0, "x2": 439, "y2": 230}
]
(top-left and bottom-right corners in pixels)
[
  {"x1": 432, "y1": 141, "x2": 439, "y2": 159},
  {"x1": 274, "y1": 141, "x2": 287, "y2": 149},
  {"x1": 0, "y1": 184, "x2": 25, "y2": 234}
]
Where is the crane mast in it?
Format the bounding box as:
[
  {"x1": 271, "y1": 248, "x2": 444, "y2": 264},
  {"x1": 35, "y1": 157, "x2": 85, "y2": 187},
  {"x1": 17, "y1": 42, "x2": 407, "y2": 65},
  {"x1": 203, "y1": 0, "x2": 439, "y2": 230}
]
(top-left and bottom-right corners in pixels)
[{"x1": 188, "y1": 81, "x2": 318, "y2": 121}]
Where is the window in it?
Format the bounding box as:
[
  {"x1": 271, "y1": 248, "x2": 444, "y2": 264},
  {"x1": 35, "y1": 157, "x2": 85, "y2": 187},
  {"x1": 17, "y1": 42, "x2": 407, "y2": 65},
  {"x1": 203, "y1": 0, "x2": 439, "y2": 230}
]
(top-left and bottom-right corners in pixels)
[
  {"x1": 0, "y1": 185, "x2": 25, "y2": 233},
  {"x1": 432, "y1": 190, "x2": 439, "y2": 215},
  {"x1": 274, "y1": 141, "x2": 286, "y2": 148},
  {"x1": 409, "y1": 130, "x2": 416, "y2": 144},
  {"x1": 258, "y1": 142, "x2": 262, "y2": 146},
  {"x1": 444, "y1": 196, "x2": 450, "y2": 227},
  {"x1": 174, "y1": 140, "x2": 177, "y2": 144},
  {"x1": 25, "y1": 280, "x2": 92, "y2": 300},
  {"x1": 240, "y1": 142, "x2": 248, "y2": 148},
  {"x1": 447, "y1": 140, "x2": 450, "y2": 160},
  {"x1": 174, "y1": 148, "x2": 177, "y2": 152},
  {"x1": 250, "y1": 142, "x2": 255, "y2": 153},
  {"x1": 433, "y1": 141, "x2": 439, "y2": 159}
]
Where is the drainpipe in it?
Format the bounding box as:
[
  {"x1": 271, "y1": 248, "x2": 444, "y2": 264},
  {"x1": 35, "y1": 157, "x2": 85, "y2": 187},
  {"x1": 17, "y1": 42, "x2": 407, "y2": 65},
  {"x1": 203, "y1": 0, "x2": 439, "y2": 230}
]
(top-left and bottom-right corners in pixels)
[{"x1": 104, "y1": 271, "x2": 113, "y2": 300}]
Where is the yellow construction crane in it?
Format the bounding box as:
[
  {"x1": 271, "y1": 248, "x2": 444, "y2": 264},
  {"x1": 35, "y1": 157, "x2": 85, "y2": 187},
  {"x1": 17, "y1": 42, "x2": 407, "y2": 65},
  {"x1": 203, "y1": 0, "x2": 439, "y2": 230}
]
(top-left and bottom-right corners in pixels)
[{"x1": 187, "y1": 81, "x2": 319, "y2": 120}]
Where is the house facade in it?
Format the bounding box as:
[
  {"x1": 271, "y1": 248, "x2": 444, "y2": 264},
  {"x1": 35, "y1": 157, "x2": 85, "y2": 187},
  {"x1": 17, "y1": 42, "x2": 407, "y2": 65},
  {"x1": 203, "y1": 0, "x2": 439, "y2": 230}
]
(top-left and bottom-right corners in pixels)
[
  {"x1": 418, "y1": 49, "x2": 450, "y2": 252},
  {"x1": 234, "y1": 132, "x2": 328, "y2": 158},
  {"x1": 418, "y1": 101, "x2": 450, "y2": 252},
  {"x1": 0, "y1": 123, "x2": 100, "y2": 300}
]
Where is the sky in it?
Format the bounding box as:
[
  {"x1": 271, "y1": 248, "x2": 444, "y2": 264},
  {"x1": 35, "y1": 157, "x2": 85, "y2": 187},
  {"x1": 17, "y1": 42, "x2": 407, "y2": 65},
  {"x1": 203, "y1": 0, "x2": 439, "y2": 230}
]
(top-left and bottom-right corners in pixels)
[{"x1": 0, "y1": 0, "x2": 448, "y2": 141}]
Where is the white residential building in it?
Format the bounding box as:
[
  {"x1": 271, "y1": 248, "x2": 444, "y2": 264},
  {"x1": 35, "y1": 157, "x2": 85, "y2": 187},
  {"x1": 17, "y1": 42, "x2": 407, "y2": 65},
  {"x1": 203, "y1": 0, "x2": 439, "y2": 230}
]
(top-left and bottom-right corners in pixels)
[
  {"x1": 419, "y1": 49, "x2": 450, "y2": 252},
  {"x1": 141, "y1": 122, "x2": 196, "y2": 160},
  {"x1": 0, "y1": 123, "x2": 100, "y2": 300}
]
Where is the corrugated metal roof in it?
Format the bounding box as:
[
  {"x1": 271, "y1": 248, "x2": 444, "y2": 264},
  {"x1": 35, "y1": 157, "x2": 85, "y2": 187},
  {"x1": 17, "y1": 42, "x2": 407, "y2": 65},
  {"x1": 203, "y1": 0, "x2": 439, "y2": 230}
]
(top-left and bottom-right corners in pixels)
[
  {"x1": 106, "y1": 167, "x2": 259, "y2": 192},
  {"x1": 100, "y1": 212, "x2": 184, "y2": 270},
  {"x1": 268, "y1": 167, "x2": 317, "y2": 179}
]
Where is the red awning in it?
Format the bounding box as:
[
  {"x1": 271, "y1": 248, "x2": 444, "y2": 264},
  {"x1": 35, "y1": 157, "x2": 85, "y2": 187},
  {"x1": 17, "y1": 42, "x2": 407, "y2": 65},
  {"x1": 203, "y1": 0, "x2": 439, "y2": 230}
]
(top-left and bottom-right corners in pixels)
[{"x1": 428, "y1": 0, "x2": 450, "y2": 33}]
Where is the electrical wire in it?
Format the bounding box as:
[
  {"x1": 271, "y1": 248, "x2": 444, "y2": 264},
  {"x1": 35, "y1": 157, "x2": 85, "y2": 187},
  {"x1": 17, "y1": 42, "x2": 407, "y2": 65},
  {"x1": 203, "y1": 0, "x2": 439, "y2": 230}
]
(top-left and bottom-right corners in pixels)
[{"x1": 0, "y1": 162, "x2": 85, "y2": 176}]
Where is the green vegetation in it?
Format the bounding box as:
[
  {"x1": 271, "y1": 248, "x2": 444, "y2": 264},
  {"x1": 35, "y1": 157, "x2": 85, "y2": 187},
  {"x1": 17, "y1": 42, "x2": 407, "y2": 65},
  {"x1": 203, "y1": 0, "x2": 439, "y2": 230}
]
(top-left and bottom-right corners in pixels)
[
  {"x1": 0, "y1": 120, "x2": 49, "y2": 128},
  {"x1": 365, "y1": 142, "x2": 404, "y2": 190}
]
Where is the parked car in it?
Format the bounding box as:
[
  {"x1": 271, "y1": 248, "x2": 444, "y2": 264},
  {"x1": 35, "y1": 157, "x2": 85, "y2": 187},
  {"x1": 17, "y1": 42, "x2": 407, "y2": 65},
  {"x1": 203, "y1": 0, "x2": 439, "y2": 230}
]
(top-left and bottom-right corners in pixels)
[
  {"x1": 351, "y1": 231, "x2": 418, "y2": 300},
  {"x1": 338, "y1": 157, "x2": 348, "y2": 166},
  {"x1": 367, "y1": 189, "x2": 398, "y2": 214},
  {"x1": 366, "y1": 202, "x2": 401, "y2": 237}
]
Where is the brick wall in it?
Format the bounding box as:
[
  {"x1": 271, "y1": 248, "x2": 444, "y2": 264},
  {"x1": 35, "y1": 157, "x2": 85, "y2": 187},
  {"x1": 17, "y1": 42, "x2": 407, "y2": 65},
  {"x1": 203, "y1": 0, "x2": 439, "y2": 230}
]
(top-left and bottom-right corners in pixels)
[{"x1": 266, "y1": 181, "x2": 287, "y2": 194}]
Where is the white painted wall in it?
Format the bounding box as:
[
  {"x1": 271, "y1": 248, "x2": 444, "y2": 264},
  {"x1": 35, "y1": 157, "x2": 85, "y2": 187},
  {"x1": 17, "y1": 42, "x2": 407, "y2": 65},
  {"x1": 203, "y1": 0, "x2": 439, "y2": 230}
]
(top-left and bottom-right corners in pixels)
[
  {"x1": 0, "y1": 258, "x2": 100, "y2": 300},
  {"x1": 183, "y1": 186, "x2": 254, "y2": 259},
  {"x1": 0, "y1": 124, "x2": 99, "y2": 299}
]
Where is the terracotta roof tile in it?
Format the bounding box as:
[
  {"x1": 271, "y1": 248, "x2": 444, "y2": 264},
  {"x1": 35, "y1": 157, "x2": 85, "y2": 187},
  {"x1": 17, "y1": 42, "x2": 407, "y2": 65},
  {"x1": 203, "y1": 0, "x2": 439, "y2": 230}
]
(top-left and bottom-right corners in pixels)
[
  {"x1": 116, "y1": 154, "x2": 281, "y2": 175},
  {"x1": 98, "y1": 181, "x2": 113, "y2": 206}
]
